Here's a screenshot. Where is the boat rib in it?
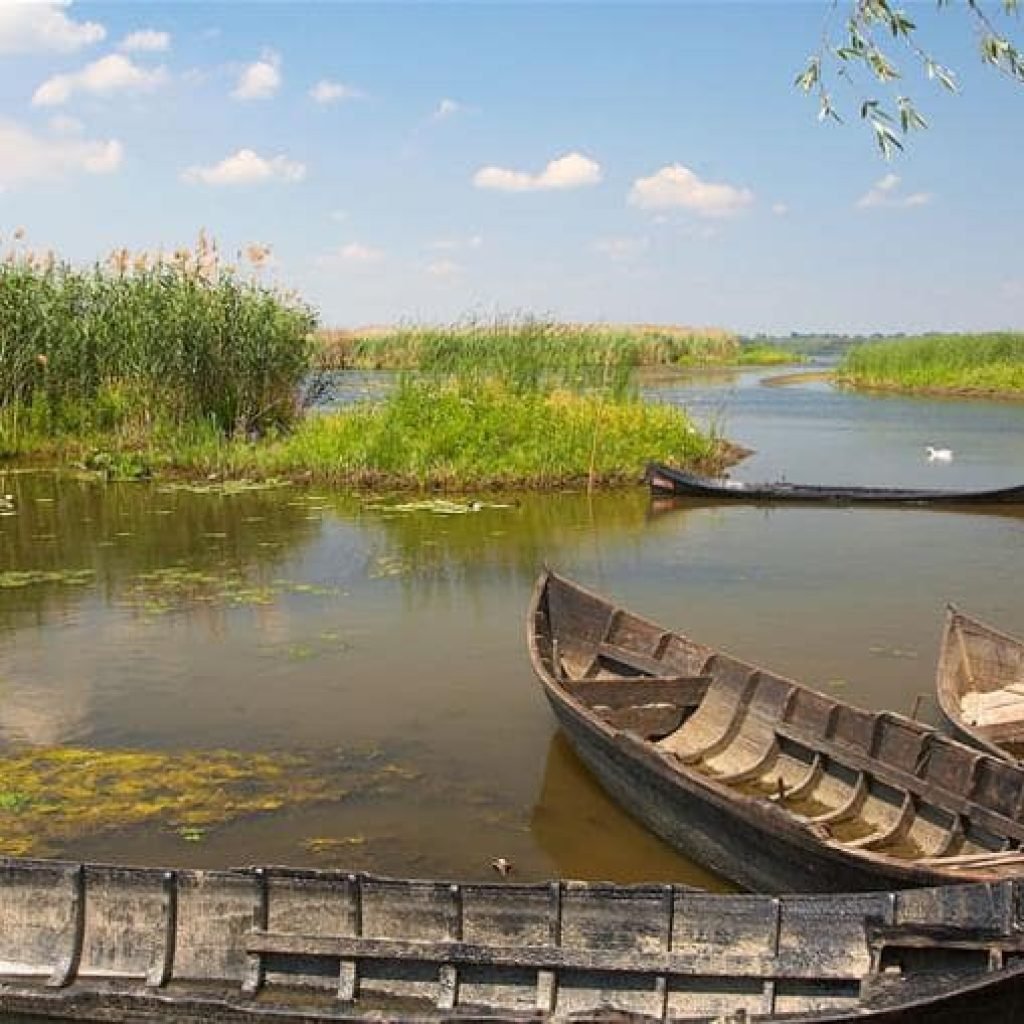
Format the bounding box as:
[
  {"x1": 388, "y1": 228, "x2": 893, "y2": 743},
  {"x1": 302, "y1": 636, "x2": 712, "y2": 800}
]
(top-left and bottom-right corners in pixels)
[{"x1": 529, "y1": 569, "x2": 1024, "y2": 893}]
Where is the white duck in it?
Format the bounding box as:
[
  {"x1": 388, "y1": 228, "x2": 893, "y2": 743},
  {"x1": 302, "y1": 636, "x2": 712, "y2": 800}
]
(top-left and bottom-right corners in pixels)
[{"x1": 926, "y1": 445, "x2": 954, "y2": 462}]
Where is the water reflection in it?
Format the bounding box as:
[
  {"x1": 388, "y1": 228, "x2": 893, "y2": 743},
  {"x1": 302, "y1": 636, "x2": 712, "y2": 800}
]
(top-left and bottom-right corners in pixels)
[
  {"x1": 530, "y1": 733, "x2": 729, "y2": 888},
  {"x1": 0, "y1": 375, "x2": 1021, "y2": 883}
]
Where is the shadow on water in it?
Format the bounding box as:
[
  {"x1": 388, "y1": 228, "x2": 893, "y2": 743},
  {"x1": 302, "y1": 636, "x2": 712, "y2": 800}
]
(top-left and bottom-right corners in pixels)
[
  {"x1": 529, "y1": 732, "x2": 731, "y2": 889},
  {"x1": 0, "y1": 373, "x2": 1022, "y2": 885}
]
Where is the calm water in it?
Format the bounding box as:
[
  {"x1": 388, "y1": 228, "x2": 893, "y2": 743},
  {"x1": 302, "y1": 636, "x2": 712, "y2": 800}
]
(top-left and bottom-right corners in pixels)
[{"x1": 0, "y1": 369, "x2": 1022, "y2": 890}]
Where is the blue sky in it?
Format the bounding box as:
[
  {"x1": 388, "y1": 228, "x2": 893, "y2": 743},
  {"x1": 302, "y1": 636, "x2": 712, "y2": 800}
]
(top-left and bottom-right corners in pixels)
[{"x1": 0, "y1": 1, "x2": 1021, "y2": 333}]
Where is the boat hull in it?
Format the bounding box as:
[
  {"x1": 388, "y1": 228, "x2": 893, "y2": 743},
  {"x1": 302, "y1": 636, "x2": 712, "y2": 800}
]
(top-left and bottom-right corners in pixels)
[
  {"x1": 645, "y1": 462, "x2": 1024, "y2": 505},
  {"x1": 544, "y1": 687, "x2": 935, "y2": 893},
  {"x1": 0, "y1": 856, "x2": 1023, "y2": 1021}
]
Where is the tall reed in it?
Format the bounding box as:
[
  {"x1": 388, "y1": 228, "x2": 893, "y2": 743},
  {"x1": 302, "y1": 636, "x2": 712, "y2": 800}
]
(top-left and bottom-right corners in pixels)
[
  {"x1": 320, "y1": 318, "x2": 739, "y2": 380},
  {"x1": 840, "y1": 333, "x2": 1024, "y2": 393},
  {"x1": 0, "y1": 233, "x2": 318, "y2": 445}
]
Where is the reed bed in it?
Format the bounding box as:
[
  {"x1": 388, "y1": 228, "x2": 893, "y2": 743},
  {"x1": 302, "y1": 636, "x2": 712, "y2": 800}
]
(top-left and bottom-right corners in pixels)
[
  {"x1": 167, "y1": 377, "x2": 722, "y2": 489},
  {"x1": 0, "y1": 232, "x2": 317, "y2": 452},
  {"x1": 840, "y1": 333, "x2": 1024, "y2": 394},
  {"x1": 1, "y1": 240, "x2": 725, "y2": 488},
  {"x1": 736, "y1": 343, "x2": 801, "y2": 366},
  {"x1": 320, "y1": 319, "x2": 739, "y2": 374}
]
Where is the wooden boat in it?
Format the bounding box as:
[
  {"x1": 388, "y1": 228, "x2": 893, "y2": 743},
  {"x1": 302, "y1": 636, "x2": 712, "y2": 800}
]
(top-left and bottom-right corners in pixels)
[
  {"x1": 937, "y1": 607, "x2": 1024, "y2": 761},
  {"x1": 645, "y1": 461, "x2": 1024, "y2": 505},
  {"x1": 529, "y1": 570, "x2": 1024, "y2": 894},
  {"x1": 3, "y1": 857, "x2": 1024, "y2": 1022}
]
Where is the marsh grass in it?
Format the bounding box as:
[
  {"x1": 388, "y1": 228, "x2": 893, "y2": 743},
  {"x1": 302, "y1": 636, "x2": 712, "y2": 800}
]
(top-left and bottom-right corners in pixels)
[
  {"x1": 736, "y1": 343, "x2": 802, "y2": 366},
  {"x1": 840, "y1": 333, "x2": 1024, "y2": 394},
  {"x1": 0, "y1": 233, "x2": 317, "y2": 451},
  {"x1": 164, "y1": 377, "x2": 722, "y2": 488},
  {"x1": 320, "y1": 318, "x2": 739, "y2": 378}
]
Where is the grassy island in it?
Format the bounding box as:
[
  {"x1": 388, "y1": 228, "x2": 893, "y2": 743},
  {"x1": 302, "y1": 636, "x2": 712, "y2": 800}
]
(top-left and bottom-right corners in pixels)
[
  {"x1": 0, "y1": 240, "x2": 728, "y2": 489},
  {"x1": 839, "y1": 333, "x2": 1024, "y2": 396}
]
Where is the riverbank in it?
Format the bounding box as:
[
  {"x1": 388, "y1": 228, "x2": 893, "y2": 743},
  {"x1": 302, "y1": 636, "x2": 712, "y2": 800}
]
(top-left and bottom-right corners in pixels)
[
  {"x1": 10, "y1": 378, "x2": 732, "y2": 489},
  {"x1": 320, "y1": 321, "x2": 800, "y2": 371},
  {"x1": 839, "y1": 333, "x2": 1024, "y2": 397}
]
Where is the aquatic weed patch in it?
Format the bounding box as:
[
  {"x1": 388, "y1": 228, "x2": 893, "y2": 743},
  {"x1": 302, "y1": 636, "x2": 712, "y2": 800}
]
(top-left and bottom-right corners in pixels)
[
  {"x1": 0, "y1": 569, "x2": 94, "y2": 589},
  {"x1": 120, "y1": 565, "x2": 340, "y2": 617},
  {"x1": 0, "y1": 747, "x2": 346, "y2": 856}
]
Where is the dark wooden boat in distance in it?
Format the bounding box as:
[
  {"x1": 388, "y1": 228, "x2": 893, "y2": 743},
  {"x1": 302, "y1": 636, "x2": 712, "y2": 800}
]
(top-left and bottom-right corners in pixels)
[
  {"x1": 4, "y1": 856, "x2": 1024, "y2": 1022},
  {"x1": 937, "y1": 606, "x2": 1024, "y2": 762},
  {"x1": 529, "y1": 570, "x2": 1024, "y2": 894},
  {"x1": 645, "y1": 461, "x2": 1024, "y2": 505}
]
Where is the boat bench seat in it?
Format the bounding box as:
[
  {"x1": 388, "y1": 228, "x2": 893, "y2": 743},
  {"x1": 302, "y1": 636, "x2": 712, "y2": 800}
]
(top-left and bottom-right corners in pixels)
[
  {"x1": 571, "y1": 676, "x2": 710, "y2": 710},
  {"x1": 574, "y1": 676, "x2": 711, "y2": 741},
  {"x1": 584, "y1": 641, "x2": 672, "y2": 678},
  {"x1": 962, "y1": 688, "x2": 1024, "y2": 728}
]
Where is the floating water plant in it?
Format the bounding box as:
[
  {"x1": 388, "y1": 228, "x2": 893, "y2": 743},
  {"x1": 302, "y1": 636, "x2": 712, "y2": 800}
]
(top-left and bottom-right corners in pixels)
[
  {"x1": 0, "y1": 747, "x2": 347, "y2": 857},
  {"x1": 0, "y1": 569, "x2": 94, "y2": 589}
]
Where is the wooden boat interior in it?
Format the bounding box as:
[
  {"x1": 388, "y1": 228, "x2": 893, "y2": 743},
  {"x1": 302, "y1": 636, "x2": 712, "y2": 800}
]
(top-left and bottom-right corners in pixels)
[
  {"x1": 537, "y1": 574, "x2": 1024, "y2": 875},
  {"x1": 939, "y1": 608, "x2": 1024, "y2": 753},
  {"x1": 1, "y1": 858, "x2": 1024, "y2": 1021}
]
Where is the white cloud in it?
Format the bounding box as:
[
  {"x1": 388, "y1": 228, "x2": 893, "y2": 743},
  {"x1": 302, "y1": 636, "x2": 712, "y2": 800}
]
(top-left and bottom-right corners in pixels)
[
  {"x1": 594, "y1": 236, "x2": 649, "y2": 263},
  {"x1": 431, "y1": 98, "x2": 462, "y2": 121},
  {"x1": 0, "y1": 119, "x2": 122, "y2": 189},
  {"x1": 32, "y1": 54, "x2": 167, "y2": 107},
  {"x1": 426, "y1": 258, "x2": 462, "y2": 279},
  {"x1": 119, "y1": 29, "x2": 170, "y2": 53},
  {"x1": 0, "y1": 2, "x2": 105, "y2": 54},
  {"x1": 428, "y1": 235, "x2": 482, "y2": 252},
  {"x1": 771, "y1": 202, "x2": 789, "y2": 216},
  {"x1": 182, "y1": 149, "x2": 306, "y2": 186},
  {"x1": 232, "y1": 50, "x2": 281, "y2": 100},
  {"x1": 473, "y1": 151, "x2": 601, "y2": 193},
  {"x1": 628, "y1": 164, "x2": 753, "y2": 218},
  {"x1": 335, "y1": 242, "x2": 384, "y2": 265},
  {"x1": 857, "y1": 174, "x2": 932, "y2": 209},
  {"x1": 309, "y1": 79, "x2": 362, "y2": 104}
]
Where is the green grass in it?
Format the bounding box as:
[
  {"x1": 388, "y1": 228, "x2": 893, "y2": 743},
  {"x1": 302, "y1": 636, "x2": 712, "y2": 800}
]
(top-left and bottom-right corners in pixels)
[
  {"x1": 840, "y1": 333, "x2": 1024, "y2": 394},
  {"x1": 735, "y1": 344, "x2": 802, "y2": 366},
  {"x1": 151, "y1": 377, "x2": 724, "y2": 489},
  {"x1": 320, "y1": 319, "x2": 740, "y2": 376},
  {"x1": 0, "y1": 234, "x2": 317, "y2": 446},
  {"x1": 0, "y1": 244, "x2": 728, "y2": 488}
]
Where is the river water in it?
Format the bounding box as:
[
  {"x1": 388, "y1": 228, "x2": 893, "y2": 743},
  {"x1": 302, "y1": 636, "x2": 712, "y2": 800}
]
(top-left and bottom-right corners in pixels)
[{"x1": 0, "y1": 369, "x2": 1022, "y2": 890}]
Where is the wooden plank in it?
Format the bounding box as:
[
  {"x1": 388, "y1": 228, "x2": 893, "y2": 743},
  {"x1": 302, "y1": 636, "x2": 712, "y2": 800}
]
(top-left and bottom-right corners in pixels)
[
  {"x1": 244, "y1": 930, "x2": 864, "y2": 981},
  {"x1": 570, "y1": 677, "x2": 710, "y2": 710},
  {"x1": 594, "y1": 641, "x2": 671, "y2": 677}
]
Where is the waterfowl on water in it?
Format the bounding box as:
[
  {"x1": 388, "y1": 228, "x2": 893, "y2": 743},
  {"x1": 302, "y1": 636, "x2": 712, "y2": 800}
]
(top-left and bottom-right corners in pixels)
[{"x1": 926, "y1": 445, "x2": 954, "y2": 462}]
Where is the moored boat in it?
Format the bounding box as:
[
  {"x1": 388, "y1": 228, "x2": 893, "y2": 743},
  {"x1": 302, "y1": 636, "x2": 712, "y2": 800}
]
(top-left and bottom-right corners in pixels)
[
  {"x1": 937, "y1": 606, "x2": 1024, "y2": 761},
  {"x1": 2, "y1": 856, "x2": 1024, "y2": 1021},
  {"x1": 645, "y1": 461, "x2": 1024, "y2": 505},
  {"x1": 528, "y1": 570, "x2": 1024, "y2": 894}
]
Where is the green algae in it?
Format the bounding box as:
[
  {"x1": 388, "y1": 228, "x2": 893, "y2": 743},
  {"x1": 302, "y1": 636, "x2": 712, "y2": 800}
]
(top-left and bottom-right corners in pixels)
[
  {"x1": 0, "y1": 569, "x2": 94, "y2": 589},
  {"x1": 0, "y1": 746, "x2": 349, "y2": 857}
]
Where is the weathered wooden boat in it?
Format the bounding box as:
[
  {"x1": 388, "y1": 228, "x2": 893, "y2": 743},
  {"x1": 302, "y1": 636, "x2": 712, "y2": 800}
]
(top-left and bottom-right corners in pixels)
[
  {"x1": 529, "y1": 570, "x2": 1024, "y2": 894},
  {"x1": 644, "y1": 461, "x2": 1024, "y2": 505},
  {"x1": 937, "y1": 606, "x2": 1024, "y2": 762},
  {"x1": 4, "y1": 857, "x2": 1024, "y2": 1022}
]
